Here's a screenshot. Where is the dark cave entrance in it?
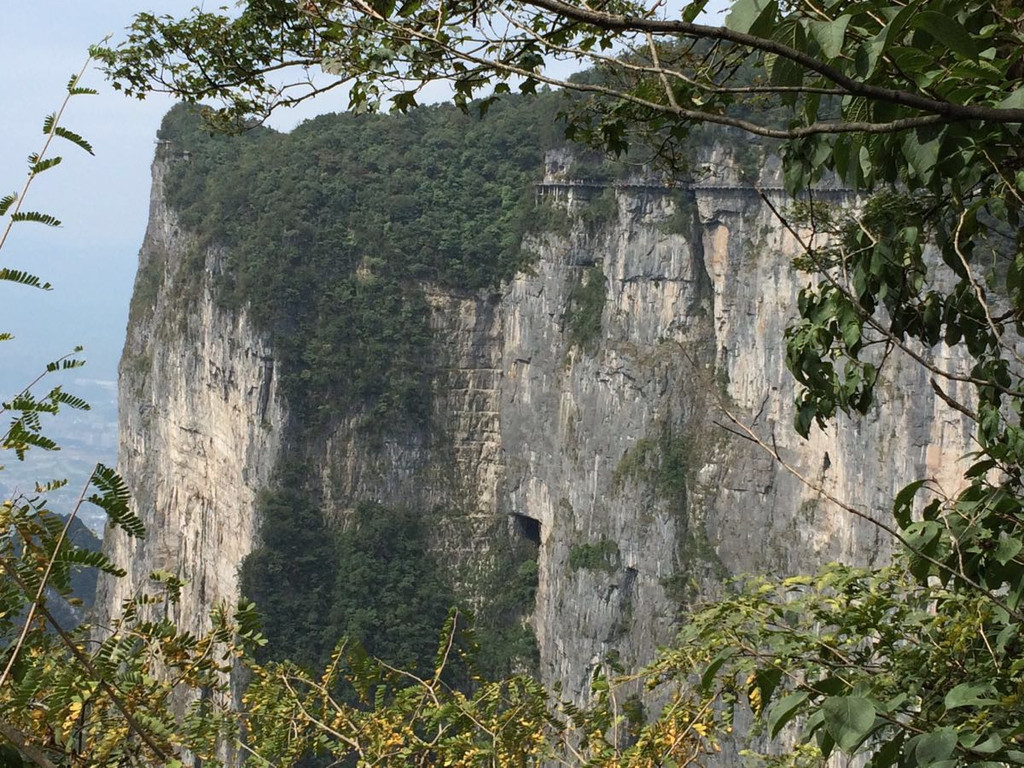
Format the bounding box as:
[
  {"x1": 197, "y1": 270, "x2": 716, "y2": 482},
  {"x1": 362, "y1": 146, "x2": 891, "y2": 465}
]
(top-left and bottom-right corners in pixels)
[{"x1": 510, "y1": 513, "x2": 541, "y2": 547}]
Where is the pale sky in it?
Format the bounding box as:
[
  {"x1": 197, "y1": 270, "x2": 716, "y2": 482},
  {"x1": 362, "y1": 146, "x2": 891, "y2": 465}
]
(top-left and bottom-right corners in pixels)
[
  {"x1": 0, "y1": 2, "x2": 341, "y2": 390},
  {"x1": 1, "y1": 3, "x2": 172, "y2": 387},
  {"x1": 0, "y1": 0, "x2": 731, "y2": 394}
]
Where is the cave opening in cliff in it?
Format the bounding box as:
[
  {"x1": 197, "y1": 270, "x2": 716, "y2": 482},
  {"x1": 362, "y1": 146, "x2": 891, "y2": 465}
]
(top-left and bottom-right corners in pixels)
[{"x1": 511, "y1": 513, "x2": 541, "y2": 547}]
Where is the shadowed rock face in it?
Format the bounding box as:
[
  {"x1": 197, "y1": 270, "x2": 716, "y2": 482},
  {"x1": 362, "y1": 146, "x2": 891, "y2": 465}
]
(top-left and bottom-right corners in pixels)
[{"x1": 98, "y1": 145, "x2": 975, "y2": 716}]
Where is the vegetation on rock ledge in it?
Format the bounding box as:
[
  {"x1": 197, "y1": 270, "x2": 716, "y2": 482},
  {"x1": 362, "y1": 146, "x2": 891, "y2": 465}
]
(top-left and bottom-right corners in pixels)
[{"x1": 158, "y1": 97, "x2": 564, "y2": 430}]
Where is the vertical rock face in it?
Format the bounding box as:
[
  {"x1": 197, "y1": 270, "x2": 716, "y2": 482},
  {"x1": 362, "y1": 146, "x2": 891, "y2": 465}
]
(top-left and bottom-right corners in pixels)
[
  {"x1": 101, "y1": 149, "x2": 975, "y2": 711},
  {"x1": 95, "y1": 158, "x2": 286, "y2": 636},
  {"x1": 494, "y1": 166, "x2": 973, "y2": 699}
]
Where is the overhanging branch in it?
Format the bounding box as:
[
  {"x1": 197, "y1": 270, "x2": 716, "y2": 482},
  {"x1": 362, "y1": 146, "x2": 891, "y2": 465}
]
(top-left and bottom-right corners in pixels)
[{"x1": 517, "y1": 0, "x2": 1024, "y2": 124}]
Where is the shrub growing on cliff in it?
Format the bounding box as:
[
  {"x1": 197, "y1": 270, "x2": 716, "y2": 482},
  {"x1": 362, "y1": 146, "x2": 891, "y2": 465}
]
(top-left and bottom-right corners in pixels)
[
  {"x1": 563, "y1": 263, "x2": 608, "y2": 352},
  {"x1": 155, "y1": 98, "x2": 565, "y2": 432}
]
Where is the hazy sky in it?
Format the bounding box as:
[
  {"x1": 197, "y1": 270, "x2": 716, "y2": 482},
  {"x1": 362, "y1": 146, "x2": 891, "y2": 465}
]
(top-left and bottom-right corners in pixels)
[
  {"x1": 0, "y1": 0, "x2": 731, "y2": 393},
  {"x1": 2, "y1": 4, "x2": 172, "y2": 386},
  {"x1": 0, "y1": 2, "x2": 334, "y2": 391}
]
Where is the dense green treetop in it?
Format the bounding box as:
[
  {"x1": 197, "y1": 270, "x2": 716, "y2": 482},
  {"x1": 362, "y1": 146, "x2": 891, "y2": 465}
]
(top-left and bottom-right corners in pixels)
[{"x1": 156, "y1": 96, "x2": 566, "y2": 429}]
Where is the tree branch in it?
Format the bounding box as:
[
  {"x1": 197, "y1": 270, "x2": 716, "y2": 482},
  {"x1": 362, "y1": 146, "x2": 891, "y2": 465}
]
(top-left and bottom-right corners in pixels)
[
  {"x1": 0, "y1": 719, "x2": 58, "y2": 768},
  {"x1": 516, "y1": 0, "x2": 1024, "y2": 124}
]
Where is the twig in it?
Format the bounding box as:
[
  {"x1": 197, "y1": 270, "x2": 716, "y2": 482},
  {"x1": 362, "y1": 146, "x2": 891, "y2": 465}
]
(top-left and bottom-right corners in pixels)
[
  {"x1": 0, "y1": 470, "x2": 93, "y2": 690},
  {"x1": 0, "y1": 57, "x2": 93, "y2": 254},
  {"x1": 929, "y1": 379, "x2": 977, "y2": 421},
  {"x1": 0, "y1": 558, "x2": 172, "y2": 762}
]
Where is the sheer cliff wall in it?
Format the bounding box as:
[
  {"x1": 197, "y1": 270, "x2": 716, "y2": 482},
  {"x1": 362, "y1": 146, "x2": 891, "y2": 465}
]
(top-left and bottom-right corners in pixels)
[
  {"x1": 95, "y1": 159, "x2": 286, "y2": 636},
  {"x1": 98, "y1": 149, "x2": 975, "y2": 704}
]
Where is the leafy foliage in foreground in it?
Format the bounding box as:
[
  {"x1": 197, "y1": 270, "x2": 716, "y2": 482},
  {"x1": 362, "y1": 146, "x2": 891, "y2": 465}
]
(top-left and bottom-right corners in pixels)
[
  {"x1": 660, "y1": 562, "x2": 1024, "y2": 768},
  {"x1": 241, "y1": 610, "x2": 722, "y2": 768}
]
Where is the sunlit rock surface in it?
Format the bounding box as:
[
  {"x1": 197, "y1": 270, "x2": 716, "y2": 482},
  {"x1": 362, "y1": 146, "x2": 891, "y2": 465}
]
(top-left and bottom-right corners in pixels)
[{"x1": 98, "y1": 145, "x2": 974, "y2": 719}]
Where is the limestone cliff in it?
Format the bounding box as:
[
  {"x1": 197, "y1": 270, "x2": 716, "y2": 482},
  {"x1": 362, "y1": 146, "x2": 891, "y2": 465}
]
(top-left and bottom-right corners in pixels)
[
  {"x1": 95, "y1": 156, "x2": 286, "y2": 637},
  {"x1": 99, "y1": 137, "x2": 975, "y2": 712}
]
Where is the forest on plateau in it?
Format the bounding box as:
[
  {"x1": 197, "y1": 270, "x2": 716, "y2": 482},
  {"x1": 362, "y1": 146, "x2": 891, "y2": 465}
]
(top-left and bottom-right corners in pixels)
[
  {"x1": 153, "y1": 96, "x2": 563, "y2": 429},
  {"x1": 3, "y1": 0, "x2": 1024, "y2": 766}
]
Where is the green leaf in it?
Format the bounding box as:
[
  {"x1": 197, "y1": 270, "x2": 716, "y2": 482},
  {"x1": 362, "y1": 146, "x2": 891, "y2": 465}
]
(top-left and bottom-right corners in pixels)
[
  {"x1": 909, "y1": 12, "x2": 979, "y2": 60},
  {"x1": 893, "y1": 479, "x2": 926, "y2": 529},
  {"x1": 998, "y1": 87, "x2": 1024, "y2": 110},
  {"x1": 58, "y1": 547, "x2": 126, "y2": 577},
  {"x1": 0, "y1": 192, "x2": 15, "y2": 216},
  {"x1": 944, "y1": 682, "x2": 996, "y2": 709},
  {"x1": 873, "y1": 732, "x2": 906, "y2": 768},
  {"x1": 44, "y1": 358, "x2": 86, "y2": 373},
  {"x1": 700, "y1": 649, "x2": 733, "y2": 691},
  {"x1": 725, "y1": 0, "x2": 773, "y2": 35},
  {"x1": 66, "y1": 73, "x2": 96, "y2": 95},
  {"x1": 29, "y1": 156, "x2": 62, "y2": 175},
  {"x1": 34, "y1": 478, "x2": 68, "y2": 493},
  {"x1": 47, "y1": 388, "x2": 90, "y2": 411},
  {"x1": 841, "y1": 316, "x2": 861, "y2": 348},
  {"x1": 807, "y1": 16, "x2": 850, "y2": 59},
  {"x1": 994, "y1": 536, "x2": 1023, "y2": 565},
  {"x1": 10, "y1": 211, "x2": 61, "y2": 227},
  {"x1": 88, "y1": 463, "x2": 145, "y2": 538},
  {"x1": 682, "y1": 0, "x2": 709, "y2": 23},
  {"x1": 0, "y1": 268, "x2": 52, "y2": 290},
  {"x1": 966, "y1": 734, "x2": 1004, "y2": 755},
  {"x1": 766, "y1": 21, "x2": 806, "y2": 92},
  {"x1": 914, "y1": 728, "x2": 958, "y2": 765},
  {"x1": 855, "y1": 35, "x2": 883, "y2": 78},
  {"x1": 768, "y1": 692, "x2": 810, "y2": 738},
  {"x1": 902, "y1": 130, "x2": 941, "y2": 185},
  {"x1": 52, "y1": 126, "x2": 94, "y2": 155},
  {"x1": 755, "y1": 667, "x2": 783, "y2": 712},
  {"x1": 4, "y1": 421, "x2": 59, "y2": 459},
  {"x1": 822, "y1": 696, "x2": 875, "y2": 753}
]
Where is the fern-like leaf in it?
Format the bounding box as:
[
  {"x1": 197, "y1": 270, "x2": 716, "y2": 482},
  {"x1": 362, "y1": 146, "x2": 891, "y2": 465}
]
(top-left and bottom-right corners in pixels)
[
  {"x1": 34, "y1": 478, "x2": 68, "y2": 493},
  {"x1": 52, "y1": 126, "x2": 93, "y2": 155},
  {"x1": 0, "y1": 268, "x2": 52, "y2": 290},
  {"x1": 94, "y1": 635, "x2": 120, "y2": 678},
  {"x1": 5, "y1": 393, "x2": 38, "y2": 411},
  {"x1": 44, "y1": 356, "x2": 86, "y2": 373},
  {"x1": 88, "y1": 463, "x2": 144, "y2": 538},
  {"x1": 58, "y1": 547, "x2": 126, "y2": 578},
  {"x1": 10, "y1": 664, "x2": 43, "y2": 710},
  {"x1": 64, "y1": 73, "x2": 97, "y2": 95},
  {"x1": 4, "y1": 421, "x2": 59, "y2": 459},
  {"x1": 30, "y1": 156, "x2": 62, "y2": 175},
  {"x1": 10, "y1": 211, "x2": 61, "y2": 227},
  {"x1": 47, "y1": 388, "x2": 90, "y2": 411},
  {"x1": 0, "y1": 192, "x2": 16, "y2": 216},
  {"x1": 0, "y1": 333, "x2": 12, "y2": 342}
]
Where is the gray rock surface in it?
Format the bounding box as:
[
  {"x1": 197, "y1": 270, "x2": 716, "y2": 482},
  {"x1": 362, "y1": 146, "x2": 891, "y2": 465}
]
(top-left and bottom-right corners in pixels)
[
  {"x1": 98, "y1": 148, "x2": 976, "y2": 716},
  {"x1": 95, "y1": 157, "x2": 285, "y2": 641}
]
